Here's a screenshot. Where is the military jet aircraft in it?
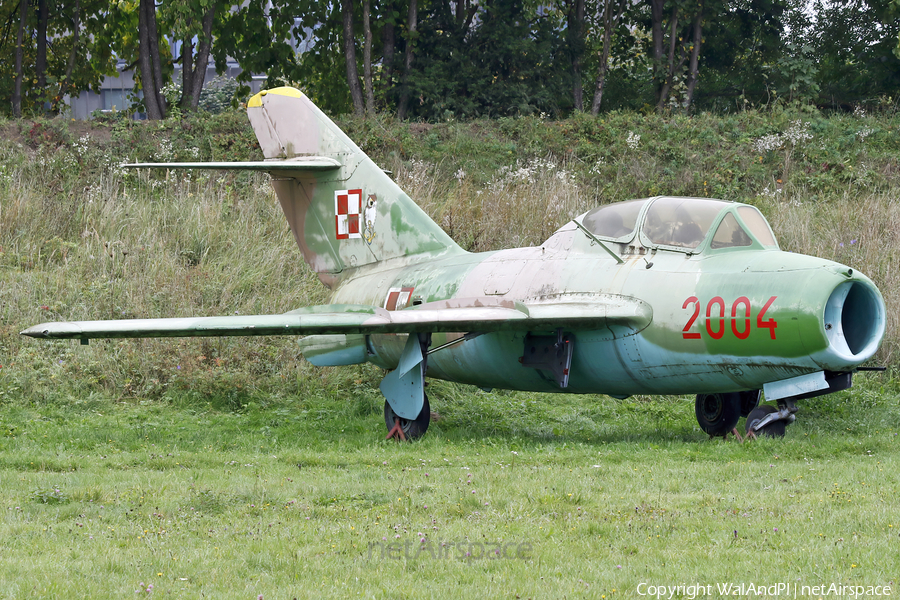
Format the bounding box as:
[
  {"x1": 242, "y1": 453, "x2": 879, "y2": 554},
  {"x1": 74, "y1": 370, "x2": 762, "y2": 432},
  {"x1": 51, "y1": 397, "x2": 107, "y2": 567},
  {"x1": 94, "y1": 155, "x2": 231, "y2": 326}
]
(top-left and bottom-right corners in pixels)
[{"x1": 22, "y1": 87, "x2": 886, "y2": 441}]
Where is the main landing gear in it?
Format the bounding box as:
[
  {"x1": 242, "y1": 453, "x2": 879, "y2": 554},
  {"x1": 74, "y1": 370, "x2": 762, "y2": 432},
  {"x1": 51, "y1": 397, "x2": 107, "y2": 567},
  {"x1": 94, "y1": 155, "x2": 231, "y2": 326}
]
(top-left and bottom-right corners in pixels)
[
  {"x1": 384, "y1": 394, "x2": 431, "y2": 441},
  {"x1": 694, "y1": 390, "x2": 799, "y2": 441},
  {"x1": 695, "y1": 390, "x2": 761, "y2": 439}
]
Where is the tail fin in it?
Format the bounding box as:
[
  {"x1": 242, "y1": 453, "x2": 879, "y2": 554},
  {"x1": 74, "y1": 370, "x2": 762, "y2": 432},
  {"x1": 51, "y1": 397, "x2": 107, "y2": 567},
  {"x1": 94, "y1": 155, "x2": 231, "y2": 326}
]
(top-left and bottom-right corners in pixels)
[{"x1": 247, "y1": 87, "x2": 462, "y2": 287}]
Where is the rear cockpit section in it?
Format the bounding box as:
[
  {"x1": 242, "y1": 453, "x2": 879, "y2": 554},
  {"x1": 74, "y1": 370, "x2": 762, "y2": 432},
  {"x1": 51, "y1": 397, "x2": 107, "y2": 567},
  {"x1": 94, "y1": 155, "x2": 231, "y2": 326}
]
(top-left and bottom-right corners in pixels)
[{"x1": 569, "y1": 196, "x2": 780, "y2": 255}]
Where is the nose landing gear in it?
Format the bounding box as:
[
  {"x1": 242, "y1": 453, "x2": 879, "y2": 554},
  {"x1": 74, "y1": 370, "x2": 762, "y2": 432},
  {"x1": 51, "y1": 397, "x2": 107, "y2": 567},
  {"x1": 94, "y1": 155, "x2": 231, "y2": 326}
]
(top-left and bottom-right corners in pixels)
[{"x1": 745, "y1": 400, "x2": 797, "y2": 439}]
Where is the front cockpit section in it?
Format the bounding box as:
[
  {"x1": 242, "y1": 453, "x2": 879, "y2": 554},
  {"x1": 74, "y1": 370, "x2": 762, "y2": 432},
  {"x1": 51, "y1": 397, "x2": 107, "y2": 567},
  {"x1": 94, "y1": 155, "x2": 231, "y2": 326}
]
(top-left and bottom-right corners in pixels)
[{"x1": 571, "y1": 196, "x2": 779, "y2": 255}]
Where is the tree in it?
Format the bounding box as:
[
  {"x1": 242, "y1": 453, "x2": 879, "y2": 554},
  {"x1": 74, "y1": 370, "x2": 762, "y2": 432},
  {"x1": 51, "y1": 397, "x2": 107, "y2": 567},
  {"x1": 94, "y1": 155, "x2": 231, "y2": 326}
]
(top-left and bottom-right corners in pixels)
[
  {"x1": 397, "y1": 0, "x2": 417, "y2": 119},
  {"x1": 404, "y1": 0, "x2": 568, "y2": 119},
  {"x1": 137, "y1": 0, "x2": 167, "y2": 119},
  {"x1": 362, "y1": 0, "x2": 375, "y2": 113},
  {"x1": 559, "y1": 0, "x2": 587, "y2": 110},
  {"x1": 589, "y1": 0, "x2": 628, "y2": 114},
  {"x1": 341, "y1": 0, "x2": 365, "y2": 114},
  {"x1": 169, "y1": 0, "x2": 219, "y2": 111},
  {"x1": 648, "y1": 0, "x2": 709, "y2": 110},
  {"x1": 12, "y1": 0, "x2": 27, "y2": 117},
  {"x1": 805, "y1": 0, "x2": 900, "y2": 105},
  {"x1": 694, "y1": 0, "x2": 786, "y2": 109}
]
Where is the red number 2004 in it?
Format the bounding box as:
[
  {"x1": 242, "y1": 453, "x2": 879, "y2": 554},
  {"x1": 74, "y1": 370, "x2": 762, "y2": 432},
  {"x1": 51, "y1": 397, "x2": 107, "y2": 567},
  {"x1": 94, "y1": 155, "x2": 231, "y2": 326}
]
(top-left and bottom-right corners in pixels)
[{"x1": 682, "y1": 296, "x2": 777, "y2": 340}]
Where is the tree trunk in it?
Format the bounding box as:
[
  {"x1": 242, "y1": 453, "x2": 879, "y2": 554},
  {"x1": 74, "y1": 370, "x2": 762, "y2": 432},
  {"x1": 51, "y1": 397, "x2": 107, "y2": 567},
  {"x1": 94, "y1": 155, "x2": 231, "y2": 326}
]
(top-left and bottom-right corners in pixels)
[
  {"x1": 362, "y1": 0, "x2": 375, "y2": 114},
  {"x1": 397, "y1": 0, "x2": 417, "y2": 120},
  {"x1": 342, "y1": 0, "x2": 365, "y2": 115},
  {"x1": 191, "y1": 7, "x2": 216, "y2": 109},
  {"x1": 181, "y1": 36, "x2": 195, "y2": 109},
  {"x1": 55, "y1": 0, "x2": 81, "y2": 112},
  {"x1": 656, "y1": 8, "x2": 680, "y2": 110},
  {"x1": 147, "y1": 1, "x2": 165, "y2": 101},
  {"x1": 568, "y1": 0, "x2": 586, "y2": 111},
  {"x1": 591, "y1": 0, "x2": 625, "y2": 115},
  {"x1": 380, "y1": 0, "x2": 396, "y2": 99},
  {"x1": 37, "y1": 0, "x2": 48, "y2": 101},
  {"x1": 649, "y1": 0, "x2": 668, "y2": 105},
  {"x1": 180, "y1": 5, "x2": 216, "y2": 111},
  {"x1": 683, "y1": 7, "x2": 703, "y2": 111},
  {"x1": 12, "y1": 0, "x2": 27, "y2": 117},
  {"x1": 138, "y1": 0, "x2": 166, "y2": 119}
]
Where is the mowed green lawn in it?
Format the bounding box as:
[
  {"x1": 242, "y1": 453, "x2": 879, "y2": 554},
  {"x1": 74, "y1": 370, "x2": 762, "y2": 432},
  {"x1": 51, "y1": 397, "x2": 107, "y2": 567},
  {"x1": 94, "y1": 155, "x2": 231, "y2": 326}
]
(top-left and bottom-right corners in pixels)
[{"x1": 0, "y1": 376, "x2": 898, "y2": 599}]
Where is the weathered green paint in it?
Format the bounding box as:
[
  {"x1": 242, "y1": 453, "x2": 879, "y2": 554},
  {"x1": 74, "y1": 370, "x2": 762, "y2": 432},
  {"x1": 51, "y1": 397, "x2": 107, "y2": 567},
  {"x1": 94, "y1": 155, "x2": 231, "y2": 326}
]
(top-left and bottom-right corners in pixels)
[{"x1": 22, "y1": 87, "x2": 887, "y2": 432}]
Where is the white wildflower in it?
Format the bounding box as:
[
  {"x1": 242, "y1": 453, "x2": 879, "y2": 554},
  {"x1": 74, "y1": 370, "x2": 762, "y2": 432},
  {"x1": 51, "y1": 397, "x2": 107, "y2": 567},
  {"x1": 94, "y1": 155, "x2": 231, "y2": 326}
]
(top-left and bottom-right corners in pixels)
[
  {"x1": 753, "y1": 134, "x2": 783, "y2": 154},
  {"x1": 784, "y1": 120, "x2": 812, "y2": 146},
  {"x1": 626, "y1": 131, "x2": 641, "y2": 150},
  {"x1": 752, "y1": 120, "x2": 811, "y2": 154}
]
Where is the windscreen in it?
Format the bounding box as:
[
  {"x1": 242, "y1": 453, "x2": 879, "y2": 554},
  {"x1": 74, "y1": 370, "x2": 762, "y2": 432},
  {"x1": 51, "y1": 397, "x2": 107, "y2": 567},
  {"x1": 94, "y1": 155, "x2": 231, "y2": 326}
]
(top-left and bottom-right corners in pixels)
[{"x1": 581, "y1": 199, "x2": 648, "y2": 239}]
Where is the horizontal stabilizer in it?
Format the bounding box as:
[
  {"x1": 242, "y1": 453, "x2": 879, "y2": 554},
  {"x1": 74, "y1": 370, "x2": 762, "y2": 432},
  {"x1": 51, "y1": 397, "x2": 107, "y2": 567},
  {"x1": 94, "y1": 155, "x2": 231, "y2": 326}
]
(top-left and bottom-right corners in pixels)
[
  {"x1": 121, "y1": 157, "x2": 341, "y2": 175},
  {"x1": 22, "y1": 296, "x2": 651, "y2": 341}
]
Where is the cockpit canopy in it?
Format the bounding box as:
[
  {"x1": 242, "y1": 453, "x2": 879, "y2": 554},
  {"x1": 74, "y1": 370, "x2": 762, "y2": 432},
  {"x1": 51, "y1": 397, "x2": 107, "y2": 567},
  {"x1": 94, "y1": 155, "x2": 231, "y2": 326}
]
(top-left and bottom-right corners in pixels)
[{"x1": 578, "y1": 197, "x2": 778, "y2": 253}]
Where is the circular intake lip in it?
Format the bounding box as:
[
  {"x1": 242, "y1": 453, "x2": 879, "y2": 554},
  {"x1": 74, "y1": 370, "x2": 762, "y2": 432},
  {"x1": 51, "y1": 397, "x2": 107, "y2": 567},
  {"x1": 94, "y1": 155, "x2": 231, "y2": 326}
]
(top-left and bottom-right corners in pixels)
[{"x1": 819, "y1": 279, "x2": 885, "y2": 367}]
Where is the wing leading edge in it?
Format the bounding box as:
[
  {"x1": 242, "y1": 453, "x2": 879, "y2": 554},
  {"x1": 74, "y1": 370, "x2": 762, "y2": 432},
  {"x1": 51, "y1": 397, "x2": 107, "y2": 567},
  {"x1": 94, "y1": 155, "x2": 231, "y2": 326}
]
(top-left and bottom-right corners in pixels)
[{"x1": 21, "y1": 296, "x2": 652, "y2": 341}]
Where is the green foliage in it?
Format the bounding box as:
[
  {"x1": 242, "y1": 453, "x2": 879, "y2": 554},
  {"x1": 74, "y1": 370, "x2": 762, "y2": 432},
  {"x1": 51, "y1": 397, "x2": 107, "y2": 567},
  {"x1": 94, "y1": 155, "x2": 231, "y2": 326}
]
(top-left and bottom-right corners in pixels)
[
  {"x1": 30, "y1": 486, "x2": 70, "y2": 505},
  {"x1": 0, "y1": 0, "x2": 120, "y2": 116},
  {"x1": 198, "y1": 75, "x2": 241, "y2": 113},
  {"x1": 407, "y1": 0, "x2": 571, "y2": 119}
]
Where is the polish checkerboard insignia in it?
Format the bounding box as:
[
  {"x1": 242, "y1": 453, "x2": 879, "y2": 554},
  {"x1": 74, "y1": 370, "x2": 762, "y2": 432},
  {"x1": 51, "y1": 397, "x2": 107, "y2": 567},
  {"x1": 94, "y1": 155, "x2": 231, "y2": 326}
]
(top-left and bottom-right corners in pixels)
[{"x1": 335, "y1": 189, "x2": 363, "y2": 239}]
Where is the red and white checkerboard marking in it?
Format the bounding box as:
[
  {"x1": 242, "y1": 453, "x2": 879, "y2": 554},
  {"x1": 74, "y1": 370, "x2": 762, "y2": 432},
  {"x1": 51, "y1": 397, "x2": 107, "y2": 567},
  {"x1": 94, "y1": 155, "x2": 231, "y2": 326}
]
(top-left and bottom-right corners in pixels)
[
  {"x1": 335, "y1": 189, "x2": 363, "y2": 239},
  {"x1": 384, "y1": 287, "x2": 414, "y2": 311}
]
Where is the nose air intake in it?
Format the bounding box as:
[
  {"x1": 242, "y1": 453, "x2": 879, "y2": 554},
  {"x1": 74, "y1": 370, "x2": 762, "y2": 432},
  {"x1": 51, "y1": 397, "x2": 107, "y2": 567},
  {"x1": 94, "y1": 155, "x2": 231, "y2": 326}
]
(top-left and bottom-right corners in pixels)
[{"x1": 824, "y1": 280, "x2": 885, "y2": 363}]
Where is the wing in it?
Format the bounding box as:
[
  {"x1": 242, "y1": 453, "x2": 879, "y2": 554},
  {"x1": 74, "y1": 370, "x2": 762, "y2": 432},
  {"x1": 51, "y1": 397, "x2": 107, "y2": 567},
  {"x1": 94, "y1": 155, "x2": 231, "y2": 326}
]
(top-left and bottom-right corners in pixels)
[{"x1": 21, "y1": 296, "x2": 652, "y2": 341}]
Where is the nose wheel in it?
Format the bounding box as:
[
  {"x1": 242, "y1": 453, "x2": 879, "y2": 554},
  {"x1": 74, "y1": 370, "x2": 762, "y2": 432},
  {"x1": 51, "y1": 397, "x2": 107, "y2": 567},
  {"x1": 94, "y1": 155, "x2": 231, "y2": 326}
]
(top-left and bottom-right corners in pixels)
[{"x1": 744, "y1": 403, "x2": 793, "y2": 439}]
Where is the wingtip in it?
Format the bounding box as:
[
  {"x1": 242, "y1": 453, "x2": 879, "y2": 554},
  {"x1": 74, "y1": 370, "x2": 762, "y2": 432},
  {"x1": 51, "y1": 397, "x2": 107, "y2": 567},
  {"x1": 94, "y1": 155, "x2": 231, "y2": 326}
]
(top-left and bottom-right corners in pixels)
[
  {"x1": 20, "y1": 322, "x2": 82, "y2": 339},
  {"x1": 20, "y1": 324, "x2": 49, "y2": 338}
]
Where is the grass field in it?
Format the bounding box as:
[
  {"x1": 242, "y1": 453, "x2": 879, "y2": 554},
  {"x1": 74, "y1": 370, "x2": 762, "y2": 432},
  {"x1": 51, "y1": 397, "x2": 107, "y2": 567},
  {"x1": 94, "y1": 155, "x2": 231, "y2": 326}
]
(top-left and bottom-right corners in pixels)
[
  {"x1": 2, "y1": 105, "x2": 900, "y2": 598},
  {"x1": 1, "y1": 373, "x2": 898, "y2": 599}
]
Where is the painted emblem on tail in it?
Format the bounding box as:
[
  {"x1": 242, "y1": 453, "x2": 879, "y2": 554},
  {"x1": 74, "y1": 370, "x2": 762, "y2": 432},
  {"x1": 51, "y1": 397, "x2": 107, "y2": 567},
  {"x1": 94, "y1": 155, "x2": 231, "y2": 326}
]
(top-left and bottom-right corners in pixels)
[{"x1": 364, "y1": 194, "x2": 377, "y2": 244}]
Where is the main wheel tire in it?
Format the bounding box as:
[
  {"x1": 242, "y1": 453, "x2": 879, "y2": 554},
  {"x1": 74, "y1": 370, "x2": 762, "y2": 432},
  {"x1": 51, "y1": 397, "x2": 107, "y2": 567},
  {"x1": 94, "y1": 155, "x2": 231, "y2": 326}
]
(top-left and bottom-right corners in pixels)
[
  {"x1": 739, "y1": 390, "x2": 761, "y2": 418},
  {"x1": 695, "y1": 392, "x2": 741, "y2": 437},
  {"x1": 384, "y1": 394, "x2": 431, "y2": 440},
  {"x1": 745, "y1": 404, "x2": 786, "y2": 438}
]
